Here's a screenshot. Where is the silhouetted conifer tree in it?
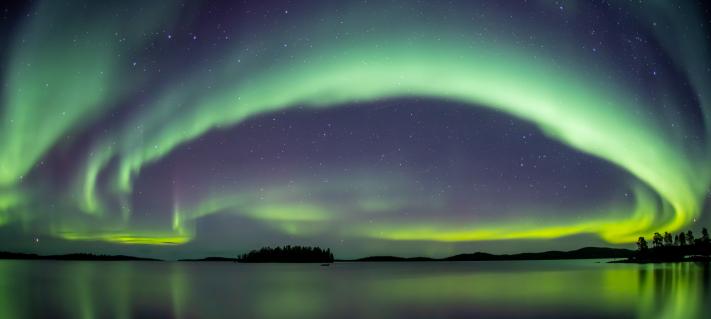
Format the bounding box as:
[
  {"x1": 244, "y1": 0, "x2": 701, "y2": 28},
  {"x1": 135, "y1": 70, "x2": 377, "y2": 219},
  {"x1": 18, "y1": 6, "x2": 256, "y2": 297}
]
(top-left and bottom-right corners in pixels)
[
  {"x1": 687, "y1": 230, "x2": 695, "y2": 247},
  {"x1": 679, "y1": 232, "x2": 686, "y2": 246},
  {"x1": 637, "y1": 237, "x2": 648, "y2": 253},
  {"x1": 652, "y1": 232, "x2": 663, "y2": 248},
  {"x1": 663, "y1": 232, "x2": 673, "y2": 246}
]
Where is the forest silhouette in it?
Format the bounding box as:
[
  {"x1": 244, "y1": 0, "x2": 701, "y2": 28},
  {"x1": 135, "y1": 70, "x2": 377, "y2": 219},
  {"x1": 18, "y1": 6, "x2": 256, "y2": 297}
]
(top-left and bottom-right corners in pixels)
[
  {"x1": 237, "y1": 245, "x2": 334, "y2": 263},
  {"x1": 634, "y1": 228, "x2": 711, "y2": 262}
]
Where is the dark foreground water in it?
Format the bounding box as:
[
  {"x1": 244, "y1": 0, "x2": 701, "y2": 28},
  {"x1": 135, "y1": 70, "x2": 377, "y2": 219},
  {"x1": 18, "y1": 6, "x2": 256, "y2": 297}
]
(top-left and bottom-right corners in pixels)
[{"x1": 1, "y1": 259, "x2": 710, "y2": 319}]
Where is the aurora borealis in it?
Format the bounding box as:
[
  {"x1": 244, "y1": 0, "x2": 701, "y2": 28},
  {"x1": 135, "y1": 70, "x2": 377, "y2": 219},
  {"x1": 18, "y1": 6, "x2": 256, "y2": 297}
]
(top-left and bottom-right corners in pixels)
[{"x1": 1, "y1": 0, "x2": 711, "y2": 258}]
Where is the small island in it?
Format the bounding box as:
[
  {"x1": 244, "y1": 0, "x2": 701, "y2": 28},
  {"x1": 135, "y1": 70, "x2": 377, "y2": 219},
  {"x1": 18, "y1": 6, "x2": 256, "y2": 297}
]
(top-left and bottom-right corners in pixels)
[
  {"x1": 237, "y1": 245, "x2": 334, "y2": 263},
  {"x1": 614, "y1": 227, "x2": 711, "y2": 263}
]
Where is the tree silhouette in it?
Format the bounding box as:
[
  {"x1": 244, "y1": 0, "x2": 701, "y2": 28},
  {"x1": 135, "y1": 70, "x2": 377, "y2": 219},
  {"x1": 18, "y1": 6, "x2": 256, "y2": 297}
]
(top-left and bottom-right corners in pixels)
[
  {"x1": 237, "y1": 245, "x2": 334, "y2": 263},
  {"x1": 632, "y1": 228, "x2": 711, "y2": 262},
  {"x1": 702, "y1": 228, "x2": 710, "y2": 256},
  {"x1": 652, "y1": 232, "x2": 663, "y2": 248},
  {"x1": 679, "y1": 232, "x2": 686, "y2": 246},
  {"x1": 663, "y1": 232, "x2": 673, "y2": 246},
  {"x1": 637, "y1": 237, "x2": 648, "y2": 253}
]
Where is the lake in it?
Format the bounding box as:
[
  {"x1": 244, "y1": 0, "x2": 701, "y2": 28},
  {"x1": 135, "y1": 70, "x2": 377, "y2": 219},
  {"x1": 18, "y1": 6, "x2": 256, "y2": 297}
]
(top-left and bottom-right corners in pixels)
[{"x1": 1, "y1": 259, "x2": 709, "y2": 318}]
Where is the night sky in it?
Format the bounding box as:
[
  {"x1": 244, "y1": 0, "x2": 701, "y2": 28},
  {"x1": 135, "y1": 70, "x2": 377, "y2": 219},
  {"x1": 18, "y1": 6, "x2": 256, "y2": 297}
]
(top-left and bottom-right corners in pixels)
[{"x1": 1, "y1": 0, "x2": 711, "y2": 259}]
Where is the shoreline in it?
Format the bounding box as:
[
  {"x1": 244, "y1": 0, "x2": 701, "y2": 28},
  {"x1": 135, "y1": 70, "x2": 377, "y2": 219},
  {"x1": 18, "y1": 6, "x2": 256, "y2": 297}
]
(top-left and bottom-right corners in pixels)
[
  {"x1": 2, "y1": 246, "x2": 636, "y2": 263},
  {"x1": 609, "y1": 256, "x2": 711, "y2": 264}
]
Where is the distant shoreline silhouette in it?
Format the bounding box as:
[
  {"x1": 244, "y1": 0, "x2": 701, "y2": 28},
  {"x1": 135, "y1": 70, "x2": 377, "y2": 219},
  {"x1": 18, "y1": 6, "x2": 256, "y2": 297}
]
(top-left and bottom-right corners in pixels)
[
  {"x1": 348, "y1": 247, "x2": 635, "y2": 262},
  {"x1": 2, "y1": 247, "x2": 636, "y2": 262},
  {"x1": 3, "y1": 228, "x2": 711, "y2": 264},
  {"x1": 0, "y1": 252, "x2": 160, "y2": 261}
]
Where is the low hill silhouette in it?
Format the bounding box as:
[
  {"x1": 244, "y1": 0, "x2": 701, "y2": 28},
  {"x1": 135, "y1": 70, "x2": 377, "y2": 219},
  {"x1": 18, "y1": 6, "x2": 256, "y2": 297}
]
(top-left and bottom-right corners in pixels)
[
  {"x1": 0, "y1": 251, "x2": 160, "y2": 261},
  {"x1": 3, "y1": 247, "x2": 636, "y2": 263},
  {"x1": 444, "y1": 247, "x2": 634, "y2": 261},
  {"x1": 345, "y1": 247, "x2": 634, "y2": 262}
]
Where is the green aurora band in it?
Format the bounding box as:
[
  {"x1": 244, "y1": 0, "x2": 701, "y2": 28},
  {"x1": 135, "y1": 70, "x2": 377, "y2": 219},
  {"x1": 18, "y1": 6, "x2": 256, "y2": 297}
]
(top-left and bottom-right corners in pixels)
[{"x1": 1, "y1": 1, "x2": 710, "y2": 247}]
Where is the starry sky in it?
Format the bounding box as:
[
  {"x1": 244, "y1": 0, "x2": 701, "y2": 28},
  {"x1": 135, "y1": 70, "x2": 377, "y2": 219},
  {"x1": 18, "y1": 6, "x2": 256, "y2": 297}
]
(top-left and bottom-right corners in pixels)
[{"x1": 1, "y1": 0, "x2": 711, "y2": 259}]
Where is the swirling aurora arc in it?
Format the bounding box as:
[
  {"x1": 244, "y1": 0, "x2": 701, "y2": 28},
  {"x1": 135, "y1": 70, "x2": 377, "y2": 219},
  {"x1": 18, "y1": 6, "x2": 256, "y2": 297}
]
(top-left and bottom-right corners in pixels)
[{"x1": 1, "y1": 0, "x2": 710, "y2": 257}]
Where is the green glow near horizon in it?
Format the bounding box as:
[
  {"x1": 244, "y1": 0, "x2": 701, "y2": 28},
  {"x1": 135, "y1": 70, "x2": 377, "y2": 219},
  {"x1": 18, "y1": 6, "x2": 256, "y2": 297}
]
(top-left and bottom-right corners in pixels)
[
  {"x1": 354, "y1": 183, "x2": 660, "y2": 243},
  {"x1": 57, "y1": 231, "x2": 190, "y2": 245},
  {"x1": 0, "y1": 1, "x2": 709, "y2": 247}
]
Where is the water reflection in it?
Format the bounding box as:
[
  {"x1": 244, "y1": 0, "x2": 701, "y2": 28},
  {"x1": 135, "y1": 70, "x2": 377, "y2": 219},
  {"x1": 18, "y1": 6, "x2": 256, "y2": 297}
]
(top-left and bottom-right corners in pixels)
[
  {"x1": 0, "y1": 260, "x2": 709, "y2": 318},
  {"x1": 637, "y1": 262, "x2": 710, "y2": 319}
]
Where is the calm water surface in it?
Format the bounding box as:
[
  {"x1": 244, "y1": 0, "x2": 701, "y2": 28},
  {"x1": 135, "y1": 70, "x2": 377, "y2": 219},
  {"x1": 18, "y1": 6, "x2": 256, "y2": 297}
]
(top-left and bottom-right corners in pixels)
[{"x1": 1, "y1": 259, "x2": 709, "y2": 319}]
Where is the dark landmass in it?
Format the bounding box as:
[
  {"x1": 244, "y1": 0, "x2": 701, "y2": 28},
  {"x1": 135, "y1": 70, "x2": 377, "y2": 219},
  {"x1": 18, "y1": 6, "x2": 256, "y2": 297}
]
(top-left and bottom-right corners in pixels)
[
  {"x1": 0, "y1": 251, "x2": 160, "y2": 261},
  {"x1": 183, "y1": 247, "x2": 634, "y2": 263},
  {"x1": 446, "y1": 247, "x2": 634, "y2": 261},
  {"x1": 610, "y1": 256, "x2": 711, "y2": 264},
  {"x1": 179, "y1": 257, "x2": 238, "y2": 262},
  {"x1": 45, "y1": 253, "x2": 161, "y2": 261},
  {"x1": 1, "y1": 248, "x2": 632, "y2": 263},
  {"x1": 613, "y1": 228, "x2": 711, "y2": 263},
  {"x1": 7, "y1": 232, "x2": 711, "y2": 264},
  {"x1": 0, "y1": 252, "x2": 43, "y2": 259},
  {"x1": 237, "y1": 245, "x2": 334, "y2": 263},
  {"x1": 344, "y1": 247, "x2": 635, "y2": 262}
]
